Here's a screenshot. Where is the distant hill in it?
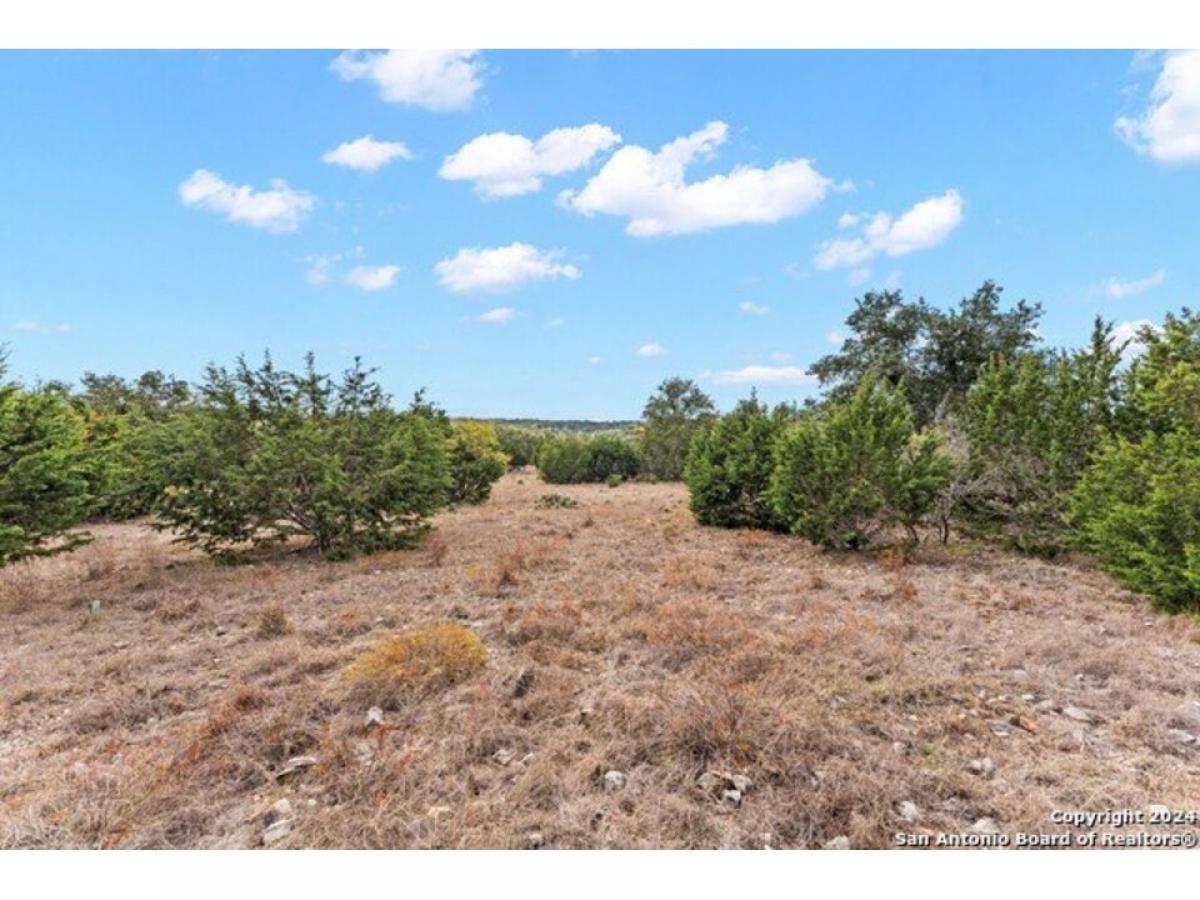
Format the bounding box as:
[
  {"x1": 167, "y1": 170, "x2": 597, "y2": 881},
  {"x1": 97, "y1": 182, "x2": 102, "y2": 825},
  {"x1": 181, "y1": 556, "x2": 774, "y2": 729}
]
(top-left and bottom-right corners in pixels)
[{"x1": 466, "y1": 417, "x2": 638, "y2": 434}]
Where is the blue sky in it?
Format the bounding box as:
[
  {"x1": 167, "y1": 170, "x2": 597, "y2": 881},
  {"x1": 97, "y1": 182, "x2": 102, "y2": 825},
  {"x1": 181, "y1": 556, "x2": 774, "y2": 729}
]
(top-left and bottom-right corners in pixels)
[{"x1": 1, "y1": 50, "x2": 1197, "y2": 418}]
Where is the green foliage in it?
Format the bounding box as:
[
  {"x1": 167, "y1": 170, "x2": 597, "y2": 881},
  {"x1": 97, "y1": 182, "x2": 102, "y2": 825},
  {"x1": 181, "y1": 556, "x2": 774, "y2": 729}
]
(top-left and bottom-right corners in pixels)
[
  {"x1": 684, "y1": 393, "x2": 786, "y2": 531},
  {"x1": 495, "y1": 424, "x2": 546, "y2": 468},
  {"x1": 1117, "y1": 308, "x2": 1200, "y2": 439},
  {"x1": 536, "y1": 433, "x2": 641, "y2": 484},
  {"x1": 447, "y1": 420, "x2": 508, "y2": 504},
  {"x1": 638, "y1": 377, "x2": 715, "y2": 481},
  {"x1": 78, "y1": 369, "x2": 191, "y2": 418},
  {"x1": 0, "y1": 357, "x2": 94, "y2": 565},
  {"x1": 155, "y1": 353, "x2": 451, "y2": 560},
  {"x1": 1071, "y1": 432, "x2": 1200, "y2": 612},
  {"x1": 61, "y1": 369, "x2": 196, "y2": 521},
  {"x1": 606, "y1": 473, "x2": 624, "y2": 488},
  {"x1": 768, "y1": 376, "x2": 952, "y2": 549},
  {"x1": 954, "y1": 319, "x2": 1123, "y2": 555},
  {"x1": 536, "y1": 493, "x2": 578, "y2": 509},
  {"x1": 1071, "y1": 309, "x2": 1200, "y2": 611},
  {"x1": 809, "y1": 281, "x2": 1042, "y2": 427}
]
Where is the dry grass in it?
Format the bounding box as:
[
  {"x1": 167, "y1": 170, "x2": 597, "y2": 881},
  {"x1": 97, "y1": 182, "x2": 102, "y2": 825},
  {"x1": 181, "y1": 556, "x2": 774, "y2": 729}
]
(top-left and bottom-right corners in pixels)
[
  {"x1": 343, "y1": 623, "x2": 487, "y2": 708},
  {"x1": 2, "y1": 475, "x2": 1199, "y2": 849}
]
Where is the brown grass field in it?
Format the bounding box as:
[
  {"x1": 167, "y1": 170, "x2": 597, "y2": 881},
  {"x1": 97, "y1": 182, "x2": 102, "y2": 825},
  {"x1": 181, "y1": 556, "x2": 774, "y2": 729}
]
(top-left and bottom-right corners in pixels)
[{"x1": 2, "y1": 472, "x2": 1199, "y2": 849}]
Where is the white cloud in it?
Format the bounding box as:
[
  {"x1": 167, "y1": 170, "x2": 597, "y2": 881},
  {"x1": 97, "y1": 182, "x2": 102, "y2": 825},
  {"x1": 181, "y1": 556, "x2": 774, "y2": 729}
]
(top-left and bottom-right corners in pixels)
[
  {"x1": 847, "y1": 267, "x2": 872, "y2": 286},
  {"x1": 1111, "y1": 319, "x2": 1160, "y2": 360},
  {"x1": 178, "y1": 169, "x2": 314, "y2": 233},
  {"x1": 739, "y1": 301, "x2": 769, "y2": 316},
  {"x1": 637, "y1": 343, "x2": 667, "y2": 357},
  {"x1": 322, "y1": 135, "x2": 412, "y2": 172},
  {"x1": 1101, "y1": 269, "x2": 1166, "y2": 298},
  {"x1": 330, "y1": 50, "x2": 482, "y2": 111},
  {"x1": 303, "y1": 255, "x2": 336, "y2": 285},
  {"x1": 346, "y1": 264, "x2": 401, "y2": 291},
  {"x1": 704, "y1": 365, "x2": 816, "y2": 386},
  {"x1": 479, "y1": 306, "x2": 515, "y2": 324},
  {"x1": 435, "y1": 243, "x2": 580, "y2": 294},
  {"x1": 586, "y1": 355, "x2": 603, "y2": 365},
  {"x1": 769, "y1": 351, "x2": 794, "y2": 363},
  {"x1": 837, "y1": 211, "x2": 861, "y2": 228},
  {"x1": 440, "y1": 124, "x2": 621, "y2": 198},
  {"x1": 11, "y1": 320, "x2": 71, "y2": 334},
  {"x1": 825, "y1": 329, "x2": 846, "y2": 345},
  {"x1": 1115, "y1": 50, "x2": 1200, "y2": 162},
  {"x1": 558, "y1": 121, "x2": 832, "y2": 236},
  {"x1": 814, "y1": 190, "x2": 964, "y2": 270},
  {"x1": 545, "y1": 317, "x2": 565, "y2": 329}
]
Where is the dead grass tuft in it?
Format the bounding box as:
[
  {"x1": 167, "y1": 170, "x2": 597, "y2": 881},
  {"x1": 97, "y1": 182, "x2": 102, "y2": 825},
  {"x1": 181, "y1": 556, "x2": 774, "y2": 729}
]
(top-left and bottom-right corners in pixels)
[
  {"x1": 256, "y1": 603, "x2": 293, "y2": 639},
  {"x1": 343, "y1": 623, "x2": 487, "y2": 708},
  {"x1": 470, "y1": 540, "x2": 558, "y2": 595},
  {"x1": 659, "y1": 554, "x2": 720, "y2": 591}
]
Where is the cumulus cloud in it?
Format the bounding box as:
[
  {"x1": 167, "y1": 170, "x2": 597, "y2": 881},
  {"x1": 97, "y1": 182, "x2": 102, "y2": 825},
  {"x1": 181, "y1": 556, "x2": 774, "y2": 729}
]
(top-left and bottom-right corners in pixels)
[
  {"x1": 738, "y1": 301, "x2": 769, "y2": 316},
  {"x1": 586, "y1": 355, "x2": 603, "y2": 365},
  {"x1": 440, "y1": 124, "x2": 621, "y2": 198},
  {"x1": 636, "y1": 343, "x2": 667, "y2": 357},
  {"x1": 1111, "y1": 319, "x2": 1160, "y2": 360},
  {"x1": 558, "y1": 121, "x2": 832, "y2": 237},
  {"x1": 346, "y1": 264, "x2": 401, "y2": 291},
  {"x1": 1101, "y1": 269, "x2": 1166, "y2": 298},
  {"x1": 704, "y1": 365, "x2": 816, "y2": 386},
  {"x1": 478, "y1": 307, "x2": 515, "y2": 324},
  {"x1": 178, "y1": 169, "x2": 314, "y2": 233},
  {"x1": 813, "y1": 190, "x2": 964, "y2": 270},
  {"x1": 330, "y1": 50, "x2": 482, "y2": 111},
  {"x1": 322, "y1": 135, "x2": 412, "y2": 172},
  {"x1": 1115, "y1": 50, "x2": 1200, "y2": 162},
  {"x1": 825, "y1": 329, "x2": 846, "y2": 345},
  {"x1": 434, "y1": 242, "x2": 580, "y2": 294}
]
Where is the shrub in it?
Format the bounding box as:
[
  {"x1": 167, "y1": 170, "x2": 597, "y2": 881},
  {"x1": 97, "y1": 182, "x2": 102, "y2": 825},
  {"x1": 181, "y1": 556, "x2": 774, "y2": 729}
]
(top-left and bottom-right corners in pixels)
[
  {"x1": 639, "y1": 377, "x2": 715, "y2": 481},
  {"x1": 537, "y1": 493, "x2": 578, "y2": 509},
  {"x1": 447, "y1": 420, "x2": 508, "y2": 505},
  {"x1": 536, "y1": 433, "x2": 640, "y2": 484},
  {"x1": 684, "y1": 394, "x2": 785, "y2": 530},
  {"x1": 155, "y1": 354, "x2": 451, "y2": 560},
  {"x1": 585, "y1": 435, "x2": 642, "y2": 481},
  {"x1": 1071, "y1": 310, "x2": 1200, "y2": 611},
  {"x1": 1071, "y1": 431, "x2": 1200, "y2": 612},
  {"x1": 344, "y1": 623, "x2": 487, "y2": 705},
  {"x1": 0, "y1": 362, "x2": 94, "y2": 566},
  {"x1": 495, "y1": 425, "x2": 546, "y2": 468},
  {"x1": 769, "y1": 376, "x2": 952, "y2": 549},
  {"x1": 535, "y1": 435, "x2": 590, "y2": 484},
  {"x1": 606, "y1": 473, "x2": 624, "y2": 488},
  {"x1": 87, "y1": 409, "x2": 198, "y2": 521},
  {"x1": 953, "y1": 326, "x2": 1122, "y2": 555}
]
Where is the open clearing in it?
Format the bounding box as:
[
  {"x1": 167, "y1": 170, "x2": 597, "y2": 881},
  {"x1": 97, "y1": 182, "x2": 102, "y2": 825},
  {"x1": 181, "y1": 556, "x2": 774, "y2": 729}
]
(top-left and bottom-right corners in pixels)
[{"x1": 2, "y1": 472, "x2": 1199, "y2": 849}]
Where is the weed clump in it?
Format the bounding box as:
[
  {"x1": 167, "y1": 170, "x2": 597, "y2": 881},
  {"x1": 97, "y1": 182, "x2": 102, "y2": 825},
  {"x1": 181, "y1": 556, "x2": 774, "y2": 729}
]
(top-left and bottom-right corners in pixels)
[
  {"x1": 256, "y1": 603, "x2": 292, "y2": 639},
  {"x1": 344, "y1": 623, "x2": 487, "y2": 705},
  {"x1": 537, "y1": 493, "x2": 578, "y2": 509}
]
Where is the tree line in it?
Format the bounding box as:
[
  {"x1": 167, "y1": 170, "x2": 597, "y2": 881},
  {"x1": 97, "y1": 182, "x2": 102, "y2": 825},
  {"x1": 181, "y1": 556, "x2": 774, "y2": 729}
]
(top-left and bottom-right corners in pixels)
[{"x1": 3, "y1": 280, "x2": 1199, "y2": 611}]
